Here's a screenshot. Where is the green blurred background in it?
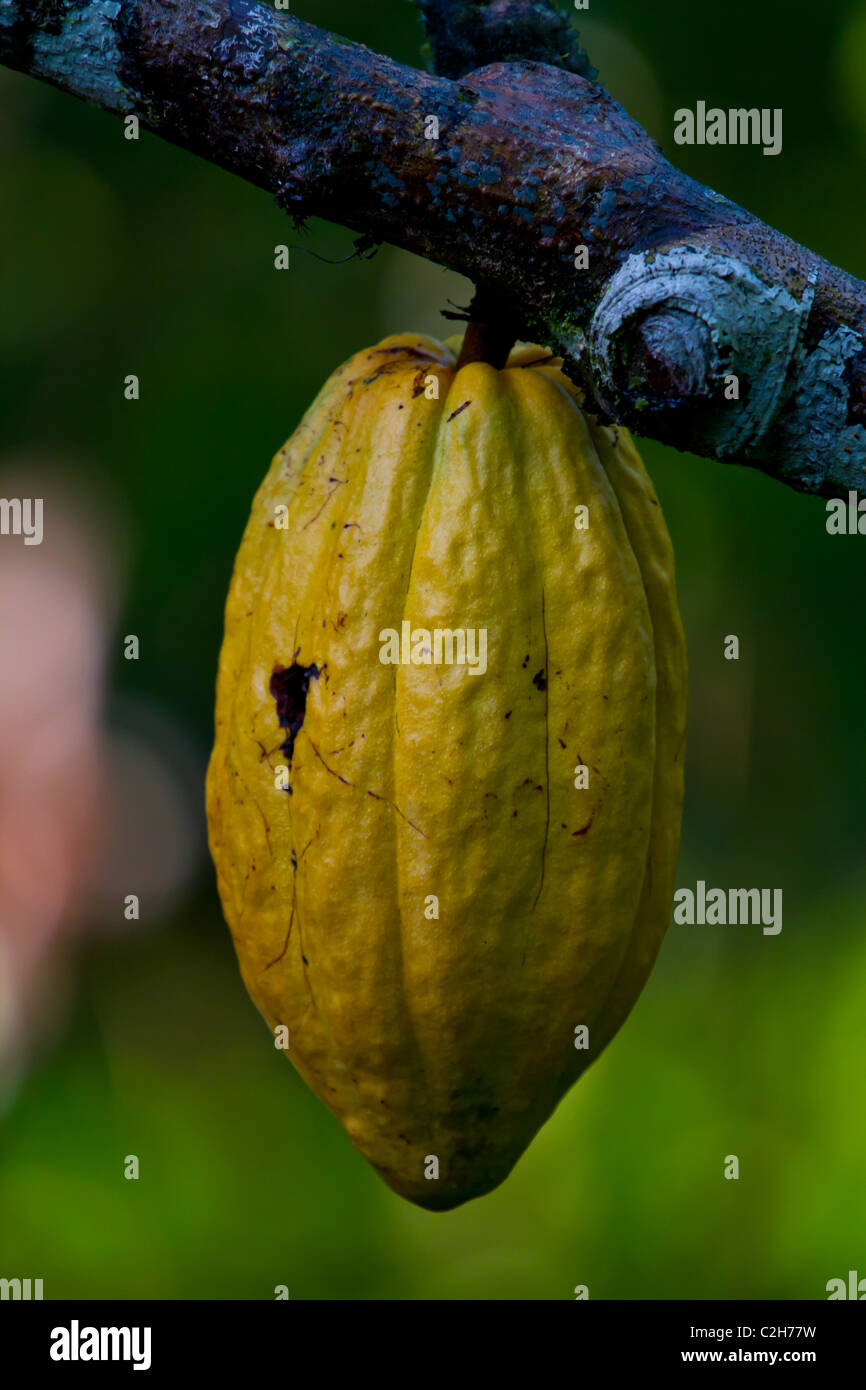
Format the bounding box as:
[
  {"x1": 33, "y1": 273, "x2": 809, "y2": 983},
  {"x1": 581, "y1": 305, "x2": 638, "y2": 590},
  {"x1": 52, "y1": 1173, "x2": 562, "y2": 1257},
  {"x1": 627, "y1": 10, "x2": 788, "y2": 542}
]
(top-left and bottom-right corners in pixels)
[{"x1": 1, "y1": 0, "x2": 865, "y2": 1299}]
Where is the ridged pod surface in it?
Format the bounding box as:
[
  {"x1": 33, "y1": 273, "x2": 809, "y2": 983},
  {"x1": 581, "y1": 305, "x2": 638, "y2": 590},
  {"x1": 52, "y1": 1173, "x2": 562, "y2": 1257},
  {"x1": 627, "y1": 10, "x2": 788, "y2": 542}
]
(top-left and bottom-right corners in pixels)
[{"x1": 206, "y1": 334, "x2": 687, "y2": 1210}]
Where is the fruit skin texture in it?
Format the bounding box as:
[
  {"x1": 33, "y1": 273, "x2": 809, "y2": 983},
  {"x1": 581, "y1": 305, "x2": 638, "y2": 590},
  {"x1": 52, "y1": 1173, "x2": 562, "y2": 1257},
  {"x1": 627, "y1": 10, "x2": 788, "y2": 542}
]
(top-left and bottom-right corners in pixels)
[{"x1": 206, "y1": 334, "x2": 687, "y2": 1211}]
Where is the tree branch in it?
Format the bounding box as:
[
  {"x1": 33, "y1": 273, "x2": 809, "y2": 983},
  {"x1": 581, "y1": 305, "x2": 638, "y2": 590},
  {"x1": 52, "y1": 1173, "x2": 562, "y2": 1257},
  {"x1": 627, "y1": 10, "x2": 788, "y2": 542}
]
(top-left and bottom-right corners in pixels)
[
  {"x1": 1, "y1": 0, "x2": 865, "y2": 497},
  {"x1": 415, "y1": 0, "x2": 596, "y2": 80}
]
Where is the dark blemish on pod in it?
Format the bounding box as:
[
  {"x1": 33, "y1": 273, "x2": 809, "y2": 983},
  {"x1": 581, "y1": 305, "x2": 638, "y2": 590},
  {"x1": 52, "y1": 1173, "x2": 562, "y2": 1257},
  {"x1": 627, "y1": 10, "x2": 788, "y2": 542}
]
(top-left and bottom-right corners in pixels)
[
  {"x1": 270, "y1": 661, "x2": 321, "y2": 767},
  {"x1": 532, "y1": 670, "x2": 547, "y2": 691},
  {"x1": 446, "y1": 400, "x2": 471, "y2": 423}
]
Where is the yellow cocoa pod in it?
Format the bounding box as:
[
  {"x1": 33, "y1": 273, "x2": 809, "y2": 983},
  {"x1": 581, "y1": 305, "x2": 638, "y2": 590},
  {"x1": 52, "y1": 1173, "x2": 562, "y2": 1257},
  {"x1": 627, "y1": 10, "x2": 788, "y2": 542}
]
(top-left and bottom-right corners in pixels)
[{"x1": 206, "y1": 333, "x2": 687, "y2": 1210}]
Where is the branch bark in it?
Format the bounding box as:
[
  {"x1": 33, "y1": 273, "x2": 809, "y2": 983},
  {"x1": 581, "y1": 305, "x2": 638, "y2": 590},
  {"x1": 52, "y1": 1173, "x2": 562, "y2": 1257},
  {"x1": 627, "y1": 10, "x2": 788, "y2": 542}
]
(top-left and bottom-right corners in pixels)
[
  {"x1": 415, "y1": 0, "x2": 596, "y2": 80},
  {"x1": 2, "y1": 0, "x2": 865, "y2": 497}
]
